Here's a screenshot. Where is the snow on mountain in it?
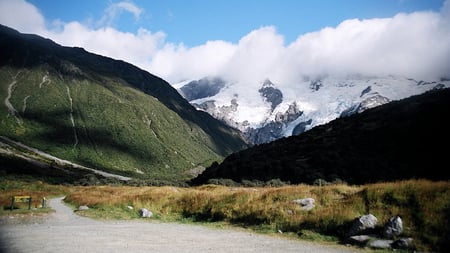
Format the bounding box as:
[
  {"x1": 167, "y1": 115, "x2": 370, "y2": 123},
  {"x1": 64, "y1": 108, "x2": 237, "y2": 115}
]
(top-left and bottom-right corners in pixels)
[{"x1": 174, "y1": 75, "x2": 450, "y2": 144}]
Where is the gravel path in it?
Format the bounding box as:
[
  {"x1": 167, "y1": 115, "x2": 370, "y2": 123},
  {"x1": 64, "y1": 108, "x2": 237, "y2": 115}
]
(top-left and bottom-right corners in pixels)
[{"x1": 0, "y1": 197, "x2": 364, "y2": 253}]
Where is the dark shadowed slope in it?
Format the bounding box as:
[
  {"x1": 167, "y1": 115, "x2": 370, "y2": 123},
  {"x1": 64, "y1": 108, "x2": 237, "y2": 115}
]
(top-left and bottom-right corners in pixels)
[{"x1": 192, "y1": 88, "x2": 450, "y2": 185}]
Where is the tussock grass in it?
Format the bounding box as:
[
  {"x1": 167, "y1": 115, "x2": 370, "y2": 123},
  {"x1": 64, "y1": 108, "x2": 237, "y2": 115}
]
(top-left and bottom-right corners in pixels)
[
  {"x1": 62, "y1": 180, "x2": 450, "y2": 251},
  {"x1": 1, "y1": 179, "x2": 448, "y2": 252}
]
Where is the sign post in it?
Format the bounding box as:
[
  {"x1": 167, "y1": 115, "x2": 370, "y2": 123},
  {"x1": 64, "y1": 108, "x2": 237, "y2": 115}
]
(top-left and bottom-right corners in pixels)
[{"x1": 10, "y1": 196, "x2": 32, "y2": 210}]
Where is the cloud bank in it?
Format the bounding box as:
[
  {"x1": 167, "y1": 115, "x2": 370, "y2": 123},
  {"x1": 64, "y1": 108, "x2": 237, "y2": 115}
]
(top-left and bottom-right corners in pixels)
[{"x1": 1, "y1": 0, "x2": 449, "y2": 85}]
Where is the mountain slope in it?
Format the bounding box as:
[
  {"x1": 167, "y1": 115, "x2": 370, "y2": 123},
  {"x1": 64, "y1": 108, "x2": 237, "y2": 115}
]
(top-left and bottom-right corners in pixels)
[
  {"x1": 0, "y1": 25, "x2": 247, "y2": 182},
  {"x1": 192, "y1": 88, "x2": 450, "y2": 185}
]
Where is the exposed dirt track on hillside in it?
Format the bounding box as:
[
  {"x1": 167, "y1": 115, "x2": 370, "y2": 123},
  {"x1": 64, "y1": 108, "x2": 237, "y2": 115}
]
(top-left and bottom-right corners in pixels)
[
  {"x1": 0, "y1": 197, "x2": 365, "y2": 253},
  {"x1": 0, "y1": 136, "x2": 131, "y2": 181}
]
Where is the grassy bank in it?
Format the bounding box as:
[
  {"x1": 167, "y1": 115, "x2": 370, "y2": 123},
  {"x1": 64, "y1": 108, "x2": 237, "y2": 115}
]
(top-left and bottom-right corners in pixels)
[{"x1": 1, "y1": 178, "x2": 449, "y2": 252}]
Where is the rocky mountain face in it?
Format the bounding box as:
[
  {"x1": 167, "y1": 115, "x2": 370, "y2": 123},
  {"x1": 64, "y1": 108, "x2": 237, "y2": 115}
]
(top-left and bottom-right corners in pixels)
[
  {"x1": 176, "y1": 76, "x2": 449, "y2": 144},
  {"x1": 191, "y1": 88, "x2": 450, "y2": 185},
  {"x1": 0, "y1": 25, "x2": 247, "y2": 182}
]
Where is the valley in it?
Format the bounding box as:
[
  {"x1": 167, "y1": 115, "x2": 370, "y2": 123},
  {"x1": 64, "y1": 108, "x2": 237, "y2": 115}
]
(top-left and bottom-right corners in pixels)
[{"x1": 1, "y1": 0, "x2": 450, "y2": 251}]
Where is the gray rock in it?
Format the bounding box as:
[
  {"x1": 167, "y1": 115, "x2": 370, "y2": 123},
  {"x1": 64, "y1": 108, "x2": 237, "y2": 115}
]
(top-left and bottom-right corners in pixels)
[
  {"x1": 349, "y1": 235, "x2": 373, "y2": 243},
  {"x1": 179, "y1": 77, "x2": 226, "y2": 101},
  {"x1": 348, "y1": 214, "x2": 378, "y2": 236},
  {"x1": 348, "y1": 235, "x2": 372, "y2": 245},
  {"x1": 392, "y1": 237, "x2": 414, "y2": 249},
  {"x1": 292, "y1": 198, "x2": 315, "y2": 211},
  {"x1": 139, "y1": 208, "x2": 153, "y2": 218},
  {"x1": 259, "y1": 79, "x2": 283, "y2": 111},
  {"x1": 383, "y1": 216, "x2": 403, "y2": 238},
  {"x1": 357, "y1": 94, "x2": 390, "y2": 113},
  {"x1": 78, "y1": 205, "x2": 89, "y2": 211},
  {"x1": 292, "y1": 119, "x2": 312, "y2": 136},
  {"x1": 369, "y1": 239, "x2": 393, "y2": 249}
]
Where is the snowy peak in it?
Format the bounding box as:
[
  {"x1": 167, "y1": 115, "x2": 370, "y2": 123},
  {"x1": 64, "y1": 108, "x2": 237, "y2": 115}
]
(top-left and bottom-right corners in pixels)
[{"x1": 174, "y1": 75, "x2": 450, "y2": 144}]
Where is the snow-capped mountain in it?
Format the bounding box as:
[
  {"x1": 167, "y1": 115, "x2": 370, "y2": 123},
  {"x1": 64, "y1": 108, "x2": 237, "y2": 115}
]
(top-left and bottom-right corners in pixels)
[{"x1": 175, "y1": 76, "x2": 449, "y2": 144}]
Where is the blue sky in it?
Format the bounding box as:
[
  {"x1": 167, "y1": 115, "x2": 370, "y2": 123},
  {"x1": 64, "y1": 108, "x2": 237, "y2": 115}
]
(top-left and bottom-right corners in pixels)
[
  {"x1": 1, "y1": 0, "x2": 449, "y2": 83},
  {"x1": 27, "y1": 0, "x2": 444, "y2": 46}
]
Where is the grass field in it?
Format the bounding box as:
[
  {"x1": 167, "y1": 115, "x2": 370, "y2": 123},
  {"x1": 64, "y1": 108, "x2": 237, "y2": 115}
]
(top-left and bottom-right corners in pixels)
[{"x1": 1, "y1": 177, "x2": 449, "y2": 252}]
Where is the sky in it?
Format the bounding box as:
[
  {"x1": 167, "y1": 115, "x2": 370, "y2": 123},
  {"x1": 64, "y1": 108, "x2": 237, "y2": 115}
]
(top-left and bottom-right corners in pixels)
[{"x1": 1, "y1": 0, "x2": 449, "y2": 84}]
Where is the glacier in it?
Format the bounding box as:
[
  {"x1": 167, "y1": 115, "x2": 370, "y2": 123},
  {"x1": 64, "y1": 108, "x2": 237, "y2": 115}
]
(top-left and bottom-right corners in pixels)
[{"x1": 174, "y1": 75, "x2": 450, "y2": 144}]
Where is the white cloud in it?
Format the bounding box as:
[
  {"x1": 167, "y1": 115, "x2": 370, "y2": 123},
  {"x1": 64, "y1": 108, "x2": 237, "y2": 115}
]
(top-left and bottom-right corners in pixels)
[
  {"x1": 283, "y1": 11, "x2": 450, "y2": 81},
  {"x1": 147, "y1": 1, "x2": 450, "y2": 84},
  {"x1": 45, "y1": 22, "x2": 165, "y2": 68},
  {"x1": 221, "y1": 26, "x2": 285, "y2": 84},
  {"x1": 98, "y1": 1, "x2": 144, "y2": 27},
  {"x1": 148, "y1": 40, "x2": 236, "y2": 83},
  {"x1": 0, "y1": 0, "x2": 164, "y2": 72},
  {"x1": 0, "y1": 0, "x2": 46, "y2": 34},
  {"x1": 1, "y1": 0, "x2": 449, "y2": 85}
]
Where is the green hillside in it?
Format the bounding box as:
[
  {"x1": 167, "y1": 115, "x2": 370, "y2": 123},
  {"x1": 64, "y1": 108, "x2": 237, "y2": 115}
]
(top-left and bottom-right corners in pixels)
[{"x1": 0, "y1": 25, "x2": 247, "y2": 182}]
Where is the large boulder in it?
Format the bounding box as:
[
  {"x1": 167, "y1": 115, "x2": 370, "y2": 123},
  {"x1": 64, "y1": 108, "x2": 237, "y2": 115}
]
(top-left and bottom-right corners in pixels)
[
  {"x1": 348, "y1": 214, "x2": 378, "y2": 236},
  {"x1": 383, "y1": 216, "x2": 403, "y2": 238}
]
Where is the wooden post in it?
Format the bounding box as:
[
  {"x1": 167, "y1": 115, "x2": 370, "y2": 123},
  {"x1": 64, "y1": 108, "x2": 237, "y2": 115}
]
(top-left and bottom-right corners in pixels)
[
  {"x1": 10, "y1": 196, "x2": 15, "y2": 211},
  {"x1": 42, "y1": 197, "x2": 46, "y2": 208}
]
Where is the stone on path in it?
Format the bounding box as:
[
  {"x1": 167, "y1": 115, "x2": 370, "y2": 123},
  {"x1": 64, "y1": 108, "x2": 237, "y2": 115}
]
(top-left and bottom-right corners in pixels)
[{"x1": 139, "y1": 208, "x2": 153, "y2": 218}]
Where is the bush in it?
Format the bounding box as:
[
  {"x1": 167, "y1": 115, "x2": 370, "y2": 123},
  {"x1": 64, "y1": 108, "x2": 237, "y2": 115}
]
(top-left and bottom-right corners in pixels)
[{"x1": 207, "y1": 178, "x2": 238, "y2": 187}]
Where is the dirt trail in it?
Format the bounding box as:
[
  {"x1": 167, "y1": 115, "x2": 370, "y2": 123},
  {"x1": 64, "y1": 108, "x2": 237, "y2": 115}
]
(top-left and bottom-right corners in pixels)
[
  {"x1": 0, "y1": 197, "x2": 364, "y2": 253},
  {"x1": 0, "y1": 136, "x2": 131, "y2": 181}
]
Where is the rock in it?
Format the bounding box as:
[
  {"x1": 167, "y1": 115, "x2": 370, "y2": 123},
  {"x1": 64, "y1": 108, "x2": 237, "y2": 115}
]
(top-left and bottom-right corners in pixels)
[
  {"x1": 292, "y1": 198, "x2": 315, "y2": 211},
  {"x1": 348, "y1": 235, "x2": 372, "y2": 246},
  {"x1": 139, "y1": 208, "x2": 153, "y2": 218},
  {"x1": 348, "y1": 214, "x2": 378, "y2": 236},
  {"x1": 392, "y1": 237, "x2": 414, "y2": 249},
  {"x1": 349, "y1": 235, "x2": 373, "y2": 244},
  {"x1": 357, "y1": 94, "x2": 390, "y2": 113},
  {"x1": 78, "y1": 205, "x2": 89, "y2": 211},
  {"x1": 383, "y1": 216, "x2": 403, "y2": 238},
  {"x1": 369, "y1": 239, "x2": 393, "y2": 249}
]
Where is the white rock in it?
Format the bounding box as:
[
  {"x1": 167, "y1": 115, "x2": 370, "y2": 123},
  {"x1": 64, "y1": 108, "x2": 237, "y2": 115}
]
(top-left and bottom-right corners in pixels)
[{"x1": 139, "y1": 208, "x2": 153, "y2": 218}]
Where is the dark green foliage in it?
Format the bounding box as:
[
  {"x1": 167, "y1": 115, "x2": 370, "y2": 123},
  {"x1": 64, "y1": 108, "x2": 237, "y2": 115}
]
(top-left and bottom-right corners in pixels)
[{"x1": 193, "y1": 88, "x2": 450, "y2": 185}]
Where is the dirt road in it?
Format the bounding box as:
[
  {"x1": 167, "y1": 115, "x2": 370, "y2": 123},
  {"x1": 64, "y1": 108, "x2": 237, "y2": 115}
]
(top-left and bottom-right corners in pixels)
[{"x1": 0, "y1": 197, "x2": 364, "y2": 253}]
